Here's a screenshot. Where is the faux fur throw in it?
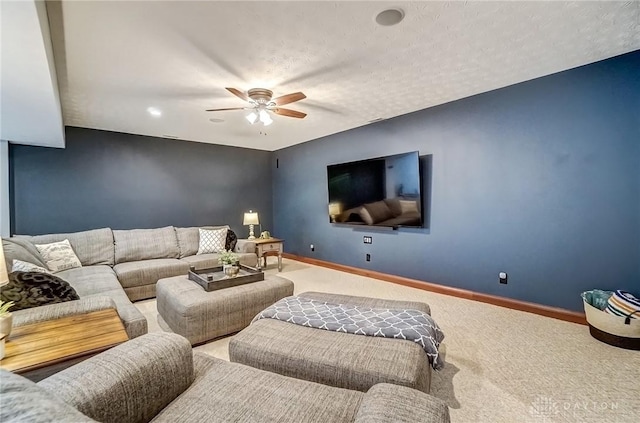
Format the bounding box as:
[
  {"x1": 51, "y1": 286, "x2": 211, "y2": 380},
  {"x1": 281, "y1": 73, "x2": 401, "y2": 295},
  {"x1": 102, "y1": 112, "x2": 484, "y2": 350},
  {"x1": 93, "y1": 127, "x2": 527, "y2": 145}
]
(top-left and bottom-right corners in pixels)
[
  {"x1": 253, "y1": 295, "x2": 445, "y2": 370},
  {"x1": 1, "y1": 271, "x2": 80, "y2": 311}
]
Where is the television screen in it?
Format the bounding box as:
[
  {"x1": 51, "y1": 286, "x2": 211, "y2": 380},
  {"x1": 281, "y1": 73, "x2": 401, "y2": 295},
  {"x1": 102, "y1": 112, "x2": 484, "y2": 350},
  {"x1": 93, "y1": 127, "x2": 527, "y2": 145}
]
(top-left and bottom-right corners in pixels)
[{"x1": 327, "y1": 152, "x2": 422, "y2": 228}]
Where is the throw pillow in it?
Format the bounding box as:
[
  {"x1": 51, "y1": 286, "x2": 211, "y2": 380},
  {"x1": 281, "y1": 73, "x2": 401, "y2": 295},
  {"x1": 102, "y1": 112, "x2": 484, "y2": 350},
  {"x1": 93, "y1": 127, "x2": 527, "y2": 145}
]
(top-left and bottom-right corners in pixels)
[
  {"x1": 225, "y1": 230, "x2": 238, "y2": 252},
  {"x1": 2, "y1": 238, "x2": 48, "y2": 269},
  {"x1": 605, "y1": 290, "x2": 640, "y2": 319},
  {"x1": 197, "y1": 228, "x2": 228, "y2": 255},
  {"x1": 0, "y1": 272, "x2": 80, "y2": 312},
  {"x1": 399, "y1": 200, "x2": 419, "y2": 214},
  {"x1": 11, "y1": 259, "x2": 51, "y2": 274},
  {"x1": 359, "y1": 208, "x2": 374, "y2": 225},
  {"x1": 35, "y1": 239, "x2": 82, "y2": 272},
  {"x1": 363, "y1": 201, "x2": 394, "y2": 224}
]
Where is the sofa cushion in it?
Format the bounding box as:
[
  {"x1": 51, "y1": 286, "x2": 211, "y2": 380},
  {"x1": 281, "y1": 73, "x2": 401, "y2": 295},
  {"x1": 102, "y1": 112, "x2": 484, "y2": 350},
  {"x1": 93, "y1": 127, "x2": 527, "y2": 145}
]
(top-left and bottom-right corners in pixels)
[
  {"x1": 358, "y1": 207, "x2": 374, "y2": 225},
  {"x1": 1, "y1": 271, "x2": 80, "y2": 311},
  {"x1": 35, "y1": 239, "x2": 83, "y2": 272},
  {"x1": 354, "y1": 383, "x2": 450, "y2": 423},
  {"x1": 57, "y1": 265, "x2": 148, "y2": 339},
  {"x1": 337, "y1": 207, "x2": 365, "y2": 223},
  {"x1": 113, "y1": 259, "x2": 189, "y2": 289},
  {"x1": 57, "y1": 265, "x2": 121, "y2": 295},
  {"x1": 175, "y1": 226, "x2": 229, "y2": 258},
  {"x1": 383, "y1": 198, "x2": 403, "y2": 217},
  {"x1": 16, "y1": 228, "x2": 115, "y2": 267},
  {"x1": 38, "y1": 333, "x2": 193, "y2": 423},
  {"x1": 152, "y1": 353, "x2": 363, "y2": 423},
  {"x1": 0, "y1": 369, "x2": 97, "y2": 423},
  {"x1": 113, "y1": 227, "x2": 179, "y2": 264},
  {"x1": 399, "y1": 199, "x2": 419, "y2": 214},
  {"x1": 12, "y1": 259, "x2": 50, "y2": 274},
  {"x1": 2, "y1": 237, "x2": 47, "y2": 269},
  {"x1": 362, "y1": 201, "x2": 394, "y2": 224}
]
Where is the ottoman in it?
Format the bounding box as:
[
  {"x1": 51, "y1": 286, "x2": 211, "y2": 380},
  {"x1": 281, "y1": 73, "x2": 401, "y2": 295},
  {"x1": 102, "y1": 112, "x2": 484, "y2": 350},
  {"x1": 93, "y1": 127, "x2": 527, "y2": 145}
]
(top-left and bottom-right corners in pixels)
[
  {"x1": 156, "y1": 275, "x2": 294, "y2": 345},
  {"x1": 229, "y1": 291, "x2": 434, "y2": 394}
]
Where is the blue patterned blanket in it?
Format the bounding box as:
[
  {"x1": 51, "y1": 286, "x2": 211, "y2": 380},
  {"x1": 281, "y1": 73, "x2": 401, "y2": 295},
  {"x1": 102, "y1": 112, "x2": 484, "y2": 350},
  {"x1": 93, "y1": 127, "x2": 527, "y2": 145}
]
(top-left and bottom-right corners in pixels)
[{"x1": 253, "y1": 295, "x2": 445, "y2": 370}]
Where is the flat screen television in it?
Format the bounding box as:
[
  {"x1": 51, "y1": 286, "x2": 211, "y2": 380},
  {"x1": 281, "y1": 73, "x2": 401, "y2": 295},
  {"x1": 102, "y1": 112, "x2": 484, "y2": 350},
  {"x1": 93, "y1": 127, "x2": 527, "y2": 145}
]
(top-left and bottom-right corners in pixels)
[{"x1": 327, "y1": 151, "x2": 422, "y2": 228}]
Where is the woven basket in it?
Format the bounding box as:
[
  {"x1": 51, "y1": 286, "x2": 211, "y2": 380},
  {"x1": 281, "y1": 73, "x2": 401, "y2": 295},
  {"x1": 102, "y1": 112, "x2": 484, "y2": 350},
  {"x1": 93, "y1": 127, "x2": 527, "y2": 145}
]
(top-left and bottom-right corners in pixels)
[{"x1": 583, "y1": 300, "x2": 640, "y2": 350}]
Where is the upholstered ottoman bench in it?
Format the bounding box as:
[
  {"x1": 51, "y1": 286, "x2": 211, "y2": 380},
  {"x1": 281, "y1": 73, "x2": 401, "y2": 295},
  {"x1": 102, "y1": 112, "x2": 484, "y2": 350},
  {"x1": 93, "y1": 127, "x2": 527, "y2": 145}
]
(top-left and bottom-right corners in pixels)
[
  {"x1": 156, "y1": 275, "x2": 294, "y2": 345},
  {"x1": 229, "y1": 291, "x2": 434, "y2": 394}
]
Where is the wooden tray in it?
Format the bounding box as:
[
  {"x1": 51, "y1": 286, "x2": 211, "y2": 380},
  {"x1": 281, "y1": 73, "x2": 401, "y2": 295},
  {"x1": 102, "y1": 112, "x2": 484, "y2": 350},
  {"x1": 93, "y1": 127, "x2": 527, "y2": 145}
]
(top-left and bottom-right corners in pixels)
[{"x1": 188, "y1": 265, "x2": 265, "y2": 292}]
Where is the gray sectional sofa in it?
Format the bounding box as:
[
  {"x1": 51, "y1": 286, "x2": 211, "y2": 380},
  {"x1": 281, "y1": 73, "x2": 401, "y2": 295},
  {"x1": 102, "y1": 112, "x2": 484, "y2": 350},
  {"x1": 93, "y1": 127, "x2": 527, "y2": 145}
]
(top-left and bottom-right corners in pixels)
[
  {"x1": 0, "y1": 333, "x2": 451, "y2": 423},
  {"x1": 2, "y1": 225, "x2": 258, "y2": 339}
]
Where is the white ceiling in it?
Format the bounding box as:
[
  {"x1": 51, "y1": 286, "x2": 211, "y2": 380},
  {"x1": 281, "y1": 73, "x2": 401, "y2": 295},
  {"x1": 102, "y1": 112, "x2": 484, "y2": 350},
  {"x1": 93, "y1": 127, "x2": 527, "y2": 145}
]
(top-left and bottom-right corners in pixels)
[{"x1": 41, "y1": 1, "x2": 640, "y2": 151}]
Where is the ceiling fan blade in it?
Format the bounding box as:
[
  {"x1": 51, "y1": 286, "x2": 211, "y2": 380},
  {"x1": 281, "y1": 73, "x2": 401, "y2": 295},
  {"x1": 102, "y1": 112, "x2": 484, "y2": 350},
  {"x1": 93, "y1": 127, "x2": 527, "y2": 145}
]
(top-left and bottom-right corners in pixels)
[
  {"x1": 226, "y1": 87, "x2": 249, "y2": 102},
  {"x1": 272, "y1": 92, "x2": 306, "y2": 106},
  {"x1": 205, "y1": 107, "x2": 246, "y2": 112},
  {"x1": 273, "y1": 108, "x2": 307, "y2": 119}
]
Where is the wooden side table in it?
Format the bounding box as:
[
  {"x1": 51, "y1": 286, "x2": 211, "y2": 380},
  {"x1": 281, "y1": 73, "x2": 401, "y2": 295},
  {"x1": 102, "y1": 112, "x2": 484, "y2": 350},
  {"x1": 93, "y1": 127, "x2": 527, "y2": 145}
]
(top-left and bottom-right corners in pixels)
[
  {"x1": 0, "y1": 308, "x2": 129, "y2": 381},
  {"x1": 251, "y1": 238, "x2": 284, "y2": 272}
]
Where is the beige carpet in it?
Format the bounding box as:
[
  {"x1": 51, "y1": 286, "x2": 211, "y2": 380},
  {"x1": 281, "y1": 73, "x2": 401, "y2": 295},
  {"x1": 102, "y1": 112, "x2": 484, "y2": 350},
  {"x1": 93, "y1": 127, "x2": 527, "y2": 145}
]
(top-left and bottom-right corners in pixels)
[{"x1": 135, "y1": 258, "x2": 640, "y2": 423}]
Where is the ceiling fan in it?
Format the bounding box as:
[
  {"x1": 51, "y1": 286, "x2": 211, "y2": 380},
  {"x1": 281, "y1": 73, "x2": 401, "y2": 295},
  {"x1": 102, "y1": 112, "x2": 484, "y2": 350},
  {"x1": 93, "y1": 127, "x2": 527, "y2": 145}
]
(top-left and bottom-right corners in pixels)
[{"x1": 206, "y1": 88, "x2": 307, "y2": 126}]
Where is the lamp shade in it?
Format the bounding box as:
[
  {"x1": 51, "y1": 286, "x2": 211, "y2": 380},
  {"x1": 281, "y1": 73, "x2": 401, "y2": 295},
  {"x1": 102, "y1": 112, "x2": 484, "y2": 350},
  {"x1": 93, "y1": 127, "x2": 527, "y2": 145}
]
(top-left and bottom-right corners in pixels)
[
  {"x1": 0, "y1": 242, "x2": 8, "y2": 287},
  {"x1": 243, "y1": 211, "x2": 259, "y2": 226},
  {"x1": 328, "y1": 202, "x2": 342, "y2": 216}
]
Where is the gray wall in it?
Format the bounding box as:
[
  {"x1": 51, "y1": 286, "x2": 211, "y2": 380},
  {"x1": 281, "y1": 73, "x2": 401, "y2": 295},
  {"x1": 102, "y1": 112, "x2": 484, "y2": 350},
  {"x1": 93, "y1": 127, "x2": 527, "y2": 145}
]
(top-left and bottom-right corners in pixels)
[
  {"x1": 10, "y1": 127, "x2": 272, "y2": 237},
  {"x1": 272, "y1": 51, "x2": 640, "y2": 312}
]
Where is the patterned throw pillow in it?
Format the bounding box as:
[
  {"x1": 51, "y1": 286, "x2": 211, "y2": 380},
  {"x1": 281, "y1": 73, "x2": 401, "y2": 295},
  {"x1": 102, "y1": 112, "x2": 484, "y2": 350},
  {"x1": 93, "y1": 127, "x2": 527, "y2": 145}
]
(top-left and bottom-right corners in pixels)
[
  {"x1": 197, "y1": 228, "x2": 228, "y2": 255},
  {"x1": 1, "y1": 271, "x2": 80, "y2": 311},
  {"x1": 35, "y1": 239, "x2": 82, "y2": 272},
  {"x1": 11, "y1": 259, "x2": 51, "y2": 274}
]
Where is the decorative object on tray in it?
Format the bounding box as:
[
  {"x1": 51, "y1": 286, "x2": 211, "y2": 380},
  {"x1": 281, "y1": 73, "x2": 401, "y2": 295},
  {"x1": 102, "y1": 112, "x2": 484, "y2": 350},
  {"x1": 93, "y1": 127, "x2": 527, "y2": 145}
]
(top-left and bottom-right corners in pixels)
[
  {"x1": 188, "y1": 265, "x2": 264, "y2": 292},
  {"x1": 224, "y1": 266, "x2": 240, "y2": 277},
  {"x1": 259, "y1": 231, "x2": 271, "y2": 239},
  {"x1": 218, "y1": 250, "x2": 240, "y2": 277},
  {"x1": 243, "y1": 210, "x2": 259, "y2": 240}
]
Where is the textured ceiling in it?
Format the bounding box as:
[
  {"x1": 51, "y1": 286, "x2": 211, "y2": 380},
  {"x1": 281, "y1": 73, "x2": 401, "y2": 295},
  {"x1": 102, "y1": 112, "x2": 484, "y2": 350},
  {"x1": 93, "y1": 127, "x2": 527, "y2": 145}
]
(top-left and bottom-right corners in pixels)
[{"x1": 48, "y1": 1, "x2": 640, "y2": 151}]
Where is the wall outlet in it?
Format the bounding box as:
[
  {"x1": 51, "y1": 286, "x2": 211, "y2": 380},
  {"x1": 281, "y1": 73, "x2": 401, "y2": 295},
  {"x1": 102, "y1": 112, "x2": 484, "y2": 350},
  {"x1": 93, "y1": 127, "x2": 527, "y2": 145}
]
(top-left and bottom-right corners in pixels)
[
  {"x1": 310, "y1": 244, "x2": 315, "y2": 252},
  {"x1": 363, "y1": 236, "x2": 372, "y2": 244},
  {"x1": 499, "y1": 272, "x2": 508, "y2": 284},
  {"x1": 366, "y1": 254, "x2": 371, "y2": 262}
]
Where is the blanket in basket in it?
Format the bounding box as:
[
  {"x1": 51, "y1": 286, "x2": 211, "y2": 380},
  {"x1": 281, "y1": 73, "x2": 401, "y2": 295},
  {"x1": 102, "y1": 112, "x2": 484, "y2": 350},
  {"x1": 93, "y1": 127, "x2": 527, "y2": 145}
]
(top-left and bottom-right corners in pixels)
[{"x1": 253, "y1": 295, "x2": 445, "y2": 370}]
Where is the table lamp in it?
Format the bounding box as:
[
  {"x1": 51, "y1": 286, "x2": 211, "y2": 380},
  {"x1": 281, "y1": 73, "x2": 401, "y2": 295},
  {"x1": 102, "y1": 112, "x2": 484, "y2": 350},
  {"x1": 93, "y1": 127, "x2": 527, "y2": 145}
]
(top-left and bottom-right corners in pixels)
[
  {"x1": 328, "y1": 203, "x2": 342, "y2": 223},
  {"x1": 243, "y1": 211, "x2": 259, "y2": 240}
]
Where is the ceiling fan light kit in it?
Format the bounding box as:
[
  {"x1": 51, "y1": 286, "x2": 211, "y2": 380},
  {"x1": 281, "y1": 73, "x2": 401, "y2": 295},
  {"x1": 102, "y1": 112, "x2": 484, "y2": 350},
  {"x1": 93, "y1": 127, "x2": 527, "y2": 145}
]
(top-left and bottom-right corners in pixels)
[
  {"x1": 246, "y1": 111, "x2": 258, "y2": 124},
  {"x1": 207, "y1": 87, "x2": 307, "y2": 126}
]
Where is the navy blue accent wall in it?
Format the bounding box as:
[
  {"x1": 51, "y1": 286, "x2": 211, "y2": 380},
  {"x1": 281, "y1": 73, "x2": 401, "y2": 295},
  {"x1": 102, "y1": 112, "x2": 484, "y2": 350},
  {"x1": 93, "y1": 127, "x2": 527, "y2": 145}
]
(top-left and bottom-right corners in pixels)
[
  {"x1": 273, "y1": 51, "x2": 640, "y2": 311},
  {"x1": 10, "y1": 127, "x2": 272, "y2": 237}
]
